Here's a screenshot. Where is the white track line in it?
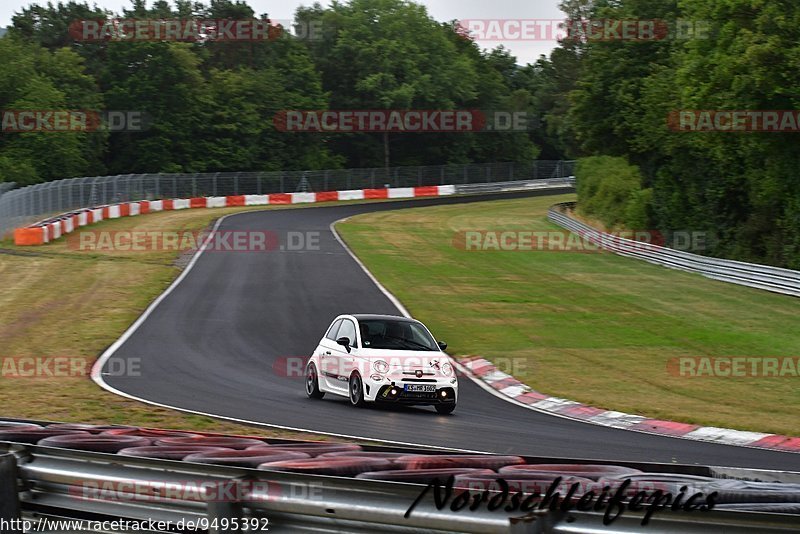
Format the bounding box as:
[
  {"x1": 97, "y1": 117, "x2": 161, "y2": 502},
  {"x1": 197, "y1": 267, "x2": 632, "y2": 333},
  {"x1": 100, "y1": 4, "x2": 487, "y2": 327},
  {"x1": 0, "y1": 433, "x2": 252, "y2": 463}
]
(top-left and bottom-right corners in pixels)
[{"x1": 91, "y1": 210, "x2": 483, "y2": 453}]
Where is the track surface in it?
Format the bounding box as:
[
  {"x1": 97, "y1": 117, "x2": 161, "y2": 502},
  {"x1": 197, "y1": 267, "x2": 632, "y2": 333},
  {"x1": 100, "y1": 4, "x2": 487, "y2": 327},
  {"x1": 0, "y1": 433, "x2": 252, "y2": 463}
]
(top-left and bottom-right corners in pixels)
[{"x1": 102, "y1": 191, "x2": 799, "y2": 470}]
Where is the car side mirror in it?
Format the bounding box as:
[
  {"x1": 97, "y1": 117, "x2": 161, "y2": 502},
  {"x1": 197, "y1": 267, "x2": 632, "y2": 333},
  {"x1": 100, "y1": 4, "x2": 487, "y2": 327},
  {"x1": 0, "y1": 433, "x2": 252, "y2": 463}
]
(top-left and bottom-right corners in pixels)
[
  {"x1": 437, "y1": 341, "x2": 447, "y2": 351},
  {"x1": 336, "y1": 337, "x2": 352, "y2": 353}
]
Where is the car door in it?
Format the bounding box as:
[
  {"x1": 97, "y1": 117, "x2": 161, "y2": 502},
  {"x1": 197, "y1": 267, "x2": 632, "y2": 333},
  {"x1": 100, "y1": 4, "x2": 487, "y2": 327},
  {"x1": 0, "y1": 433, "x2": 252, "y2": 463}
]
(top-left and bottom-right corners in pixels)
[
  {"x1": 318, "y1": 319, "x2": 344, "y2": 391},
  {"x1": 328, "y1": 318, "x2": 358, "y2": 393}
]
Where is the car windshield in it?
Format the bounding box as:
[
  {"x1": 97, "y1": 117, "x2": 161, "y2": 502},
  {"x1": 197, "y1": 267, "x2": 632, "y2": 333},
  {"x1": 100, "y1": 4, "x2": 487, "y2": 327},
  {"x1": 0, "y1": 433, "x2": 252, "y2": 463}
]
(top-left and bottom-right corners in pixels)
[{"x1": 358, "y1": 319, "x2": 438, "y2": 351}]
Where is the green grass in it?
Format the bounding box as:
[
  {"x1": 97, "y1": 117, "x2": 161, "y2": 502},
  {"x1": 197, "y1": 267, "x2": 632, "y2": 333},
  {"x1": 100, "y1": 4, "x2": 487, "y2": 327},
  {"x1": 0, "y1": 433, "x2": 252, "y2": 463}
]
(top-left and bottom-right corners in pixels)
[{"x1": 336, "y1": 193, "x2": 800, "y2": 436}]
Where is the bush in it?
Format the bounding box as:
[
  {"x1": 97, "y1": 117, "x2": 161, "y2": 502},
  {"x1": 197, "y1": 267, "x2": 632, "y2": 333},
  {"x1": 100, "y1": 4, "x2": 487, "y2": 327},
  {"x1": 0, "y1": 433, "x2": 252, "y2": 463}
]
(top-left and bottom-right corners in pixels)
[
  {"x1": 624, "y1": 188, "x2": 653, "y2": 229},
  {"x1": 576, "y1": 156, "x2": 648, "y2": 229}
]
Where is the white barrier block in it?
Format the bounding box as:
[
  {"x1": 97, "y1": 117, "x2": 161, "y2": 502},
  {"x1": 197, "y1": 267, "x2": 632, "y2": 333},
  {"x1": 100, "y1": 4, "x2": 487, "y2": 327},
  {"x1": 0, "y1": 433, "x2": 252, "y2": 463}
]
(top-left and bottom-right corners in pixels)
[
  {"x1": 149, "y1": 200, "x2": 164, "y2": 212},
  {"x1": 64, "y1": 218, "x2": 74, "y2": 233},
  {"x1": 129, "y1": 203, "x2": 140, "y2": 216},
  {"x1": 173, "y1": 199, "x2": 190, "y2": 210},
  {"x1": 438, "y1": 184, "x2": 456, "y2": 196},
  {"x1": 91, "y1": 208, "x2": 104, "y2": 222},
  {"x1": 338, "y1": 189, "x2": 365, "y2": 201},
  {"x1": 78, "y1": 212, "x2": 88, "y2": 226},
  {"x1": 388, "y1": 187, "x2": 414, "y2": 198},
  {"x1": 206, "y1": 196, "x2": 227, "y2": 208},
  {"x1": 108, "y1": 205, "x2": 121, "y2": 219},
  {"x1": 51, "y1": 223, "x2": 61, "y2": 240},
  {"x1": 291, "y1": 192, "x2": 316, "y2": 204},
  {"x1": 245, "y1": 194, "x2": 270, "y2": 206},
  {"x1": 42, "y1": 226, "x2": 50, "y2": 243}
]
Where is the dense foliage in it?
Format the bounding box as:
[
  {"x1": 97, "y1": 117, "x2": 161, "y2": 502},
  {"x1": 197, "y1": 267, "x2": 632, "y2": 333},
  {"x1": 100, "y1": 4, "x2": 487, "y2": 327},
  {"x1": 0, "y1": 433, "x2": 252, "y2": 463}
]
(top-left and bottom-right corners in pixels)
[
  {"x1": 0, "y1": 0, "x2": 538, "y2": 183},
  {"x1": 532, "y1": 0, "x2": 800, "y2": 268}
]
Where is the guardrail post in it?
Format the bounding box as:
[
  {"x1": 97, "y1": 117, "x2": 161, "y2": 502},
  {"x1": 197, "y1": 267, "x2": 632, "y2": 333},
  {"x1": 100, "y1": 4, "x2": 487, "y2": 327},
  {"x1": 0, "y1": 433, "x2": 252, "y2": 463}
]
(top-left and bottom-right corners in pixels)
[
  {"x1": 206, "y1": 481, "x2": 244, "y2": 534},
  {"x1": 0, "y1": 453, "x2": 21, "y2": 529}
]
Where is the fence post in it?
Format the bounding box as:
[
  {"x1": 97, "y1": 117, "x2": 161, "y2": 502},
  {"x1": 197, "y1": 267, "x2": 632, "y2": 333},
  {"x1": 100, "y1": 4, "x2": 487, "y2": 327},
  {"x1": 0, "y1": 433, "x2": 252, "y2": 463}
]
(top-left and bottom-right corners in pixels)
[
  {"x1": 234, "y1": 172, "x2": 240, "y2": 195},
  {"x1": 280, "y1": 172, "x2": 284, "y2": 193},
  {"x1": 192, "y1": 174, "x2": 197, "y2": 197},
  {"x1": 0, "y1": 453, "x2": 21, "y2": 530},
  {"x1": 213, "y1": 173, "x2": 219, "y2": 196}
]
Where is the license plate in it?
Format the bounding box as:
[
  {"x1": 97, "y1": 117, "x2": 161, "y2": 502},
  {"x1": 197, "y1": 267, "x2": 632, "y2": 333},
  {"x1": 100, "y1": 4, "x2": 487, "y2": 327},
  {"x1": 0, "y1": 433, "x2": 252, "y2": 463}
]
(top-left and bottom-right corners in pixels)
[{"x1": 405, "y1": 384, "x2": 436, "y2": 393}]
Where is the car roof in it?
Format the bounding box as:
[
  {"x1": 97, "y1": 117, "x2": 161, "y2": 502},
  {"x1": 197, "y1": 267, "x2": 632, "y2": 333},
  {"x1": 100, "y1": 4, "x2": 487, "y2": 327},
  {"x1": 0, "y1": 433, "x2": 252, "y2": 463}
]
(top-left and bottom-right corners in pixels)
[{"x1": 349, "y1": 314, "x2": 419, "y2": 323}]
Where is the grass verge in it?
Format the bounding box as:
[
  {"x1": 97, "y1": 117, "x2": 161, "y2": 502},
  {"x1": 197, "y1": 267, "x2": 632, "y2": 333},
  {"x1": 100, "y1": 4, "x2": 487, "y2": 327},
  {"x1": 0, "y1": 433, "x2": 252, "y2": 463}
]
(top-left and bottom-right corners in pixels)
[
  {"x1": 336, "y1": 193, "x2": 800, "y2": 436},
  {"x1": 0, "y1": 204, "x2": 314, "y2": 436}
]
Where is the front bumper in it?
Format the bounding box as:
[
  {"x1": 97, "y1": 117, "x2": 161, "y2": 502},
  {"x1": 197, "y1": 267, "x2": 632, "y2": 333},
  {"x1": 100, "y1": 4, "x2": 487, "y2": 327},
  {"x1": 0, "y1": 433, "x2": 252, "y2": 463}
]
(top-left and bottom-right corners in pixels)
[{"x1": 374, "y1": 384, "x2": 457, "y2": 405}]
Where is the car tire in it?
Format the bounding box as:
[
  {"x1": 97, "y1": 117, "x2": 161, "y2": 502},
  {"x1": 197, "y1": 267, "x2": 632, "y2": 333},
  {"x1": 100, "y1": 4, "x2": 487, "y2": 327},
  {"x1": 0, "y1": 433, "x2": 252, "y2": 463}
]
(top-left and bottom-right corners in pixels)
[
  {"x1": 349, "y1": 373, "x2": 367, "y2": 407},
  {"x1": 306, "y1": 362, "x2": 324, "y2": 399},
  {"x1": 435, "y1": 404, "x2": 456, "y2": 415}
]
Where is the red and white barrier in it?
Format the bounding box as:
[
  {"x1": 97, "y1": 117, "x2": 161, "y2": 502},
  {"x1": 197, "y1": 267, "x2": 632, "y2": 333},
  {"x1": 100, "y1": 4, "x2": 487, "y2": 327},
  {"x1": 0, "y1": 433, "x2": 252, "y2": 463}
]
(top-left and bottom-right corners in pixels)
[
  {"x1": 13, "y1": 185, "x2": 458, "y2": 245},
  {"x1": 458, "y1": 356, "x2": 800, "y2": 453}
]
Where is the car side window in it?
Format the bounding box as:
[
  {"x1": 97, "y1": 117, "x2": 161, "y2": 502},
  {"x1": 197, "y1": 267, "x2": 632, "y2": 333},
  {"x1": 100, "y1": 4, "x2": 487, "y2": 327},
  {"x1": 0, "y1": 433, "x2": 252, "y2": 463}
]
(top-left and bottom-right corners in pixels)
[
  {"x1": 325, "y1": 319, "x2": 343, "y2": 341},
  {"x1": 337, "y1": 319, "x2": 358, "y2": 348}
]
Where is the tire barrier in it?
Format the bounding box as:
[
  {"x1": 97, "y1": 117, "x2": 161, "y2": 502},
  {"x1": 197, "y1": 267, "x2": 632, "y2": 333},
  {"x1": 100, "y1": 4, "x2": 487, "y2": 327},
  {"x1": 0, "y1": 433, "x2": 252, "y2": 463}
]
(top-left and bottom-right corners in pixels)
[
  {"x1": 259, "y1": 457, "x2": 394, "y2": 476},
  {"x1": 709, "y1": 481, "x2": 800, "y2": 504},
  {"x1": 46, "y1": 423, "x2": 138, "y2": 434},
  {"x1": 454, "y1": 473, "x2": 594, "y2": 495},
  {"x1": 499, "y1": 464, "x2": 642, "y2": 481},
  {"x1": 356, "y1": 468, "x2": 496, "y2": 484},
  {"x1": 716, "y1": 503, "x2": 800, "y2": 513},
  {"x1": 154, "y1": 436, "x2": 267, "y2": 449},
  {"x1": 595, "y1": 473, "x2": 746, "y2": 496},
  {"x1": 394, "y1": 455, "x2": 526, "y2": 471},
  {"x1": 246, "y1": 442, "x2": 363, "y2": 457},
  {"x1": 183, "y1": 449, "x2": 311, "y2": 468},
  {"x1": 117, "y1": 446, "x2": 234, "y2": 460},
  {"x1": 101, "y1": 428, "x2": 202, "y2": 443},
  {"x1": 37, "y1": 434, "x2": 151, "y2": 453},
  {"x1": 0, "y1": 422, "x2": 41, "y2": 430},
  {"x1": 0, "y1": 428, "x2": 90, "y2": 444},
  {"x1": 317, "y1": 451, "x2": 411, "y2": 462}
]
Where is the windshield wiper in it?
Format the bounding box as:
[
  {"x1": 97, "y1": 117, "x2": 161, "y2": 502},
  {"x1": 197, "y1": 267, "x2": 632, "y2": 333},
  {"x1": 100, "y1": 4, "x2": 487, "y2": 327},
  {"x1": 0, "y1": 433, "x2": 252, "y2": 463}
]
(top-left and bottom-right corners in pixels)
[{"x1": 385, "y1": 336, "x2": 433, "y2": 351}]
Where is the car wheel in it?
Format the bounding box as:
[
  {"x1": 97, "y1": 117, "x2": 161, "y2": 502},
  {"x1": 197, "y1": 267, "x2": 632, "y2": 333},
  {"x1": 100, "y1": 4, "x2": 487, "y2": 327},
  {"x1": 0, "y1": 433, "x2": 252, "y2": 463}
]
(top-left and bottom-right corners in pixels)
[
  {"x1": 435, "y1": 404, "x2": 456, "y2": 415},
  {"x1": 349, "y1": 373, "x2": 367, "y2": 407},
  {"x1": 306, "y1": 362, "x2": 324, "y2": 399}
]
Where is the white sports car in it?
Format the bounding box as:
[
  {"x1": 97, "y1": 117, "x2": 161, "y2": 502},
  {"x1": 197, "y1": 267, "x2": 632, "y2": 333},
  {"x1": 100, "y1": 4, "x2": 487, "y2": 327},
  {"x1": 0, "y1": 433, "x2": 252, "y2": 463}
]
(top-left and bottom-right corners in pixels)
[{"x1": 305, "y1": 314, "x2": 458, "y2": 414}]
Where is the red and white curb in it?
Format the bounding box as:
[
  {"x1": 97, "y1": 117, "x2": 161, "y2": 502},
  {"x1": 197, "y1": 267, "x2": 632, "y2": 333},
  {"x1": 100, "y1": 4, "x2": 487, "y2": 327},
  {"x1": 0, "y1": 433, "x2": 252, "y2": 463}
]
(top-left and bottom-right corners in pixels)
[
  {"x1": 458, "y1": 356, "x2": 800, "y2": 453},
  {"x1": 13, "y1": 185, "x2": 457, "y2": 246}
]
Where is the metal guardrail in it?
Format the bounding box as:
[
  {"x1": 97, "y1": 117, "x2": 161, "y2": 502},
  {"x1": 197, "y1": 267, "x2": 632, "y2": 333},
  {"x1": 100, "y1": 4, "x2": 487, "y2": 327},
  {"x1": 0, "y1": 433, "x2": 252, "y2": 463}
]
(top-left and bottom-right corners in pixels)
[
  {"x1": 0, "y1": 161, "x2": 575, "y2": 238},
  {"x1": 2, "y1": 440, "x2": 799, "y2": 533},
  {"x1": 548, "y1": 203, "x2": 800, "y2": 298}
]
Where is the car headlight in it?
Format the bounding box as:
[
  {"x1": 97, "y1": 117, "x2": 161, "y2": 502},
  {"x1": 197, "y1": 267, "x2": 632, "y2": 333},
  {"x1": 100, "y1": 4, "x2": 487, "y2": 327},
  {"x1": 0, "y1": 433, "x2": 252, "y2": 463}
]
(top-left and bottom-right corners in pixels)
[
  {"x1": 441, "y1": 362, "x2": 453, "y2": 376},
  {"x1": 373, "y1": 360, "x2": 389, "y2": 374}
]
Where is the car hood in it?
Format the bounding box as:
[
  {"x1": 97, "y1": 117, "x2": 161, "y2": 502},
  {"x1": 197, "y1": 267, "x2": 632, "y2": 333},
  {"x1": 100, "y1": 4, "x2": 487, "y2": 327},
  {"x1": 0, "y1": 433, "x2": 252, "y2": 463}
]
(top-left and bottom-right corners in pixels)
[{"x1": 357, "y1": 348, "x2": 450, "y2": 371}]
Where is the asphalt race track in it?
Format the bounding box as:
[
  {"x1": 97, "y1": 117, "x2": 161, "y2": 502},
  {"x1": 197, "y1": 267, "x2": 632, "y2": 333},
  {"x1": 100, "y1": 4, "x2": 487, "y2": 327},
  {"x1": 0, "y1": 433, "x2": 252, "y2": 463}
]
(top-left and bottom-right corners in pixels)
[{"x1": 100, "y1": 190, "x2": 800, "y2": 471}]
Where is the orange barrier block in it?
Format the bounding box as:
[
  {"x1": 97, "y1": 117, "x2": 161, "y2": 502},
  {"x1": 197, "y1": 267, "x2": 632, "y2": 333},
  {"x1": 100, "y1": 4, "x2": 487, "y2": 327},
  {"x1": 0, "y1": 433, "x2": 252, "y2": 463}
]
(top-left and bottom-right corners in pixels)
[
  {"x1": 163, "y1": 199, "x2": 174, "y2": 210},
  {"x1": 190, "y1": 197, "x2": 207, "y2": 209},
  {"x1": 363, "y1": 188, "x2": 389, "y2": 199},
  {"x1": 315, "y1": 191, "x2": 339, "y2": 202},
  {"x1": 414, "y1": 186, "x2": 439, "y2": 197},
  {"x1": 14, "y1": 227, "x2": 45, "y2": 246},
  {"x1": 269, "y1": 193, "x2": 292, "y2": 204},
  {"x1": 139, "y1": 201, "x2": 150, "y2": 215},
  {"x1": 119, "y1": 204, "x2": 130, "y2": 217},
  {"x1": 226, "y1": 195, "x2": 246, "y2": 207}
]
